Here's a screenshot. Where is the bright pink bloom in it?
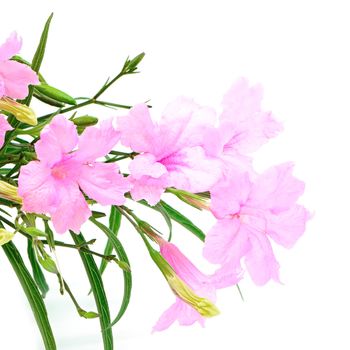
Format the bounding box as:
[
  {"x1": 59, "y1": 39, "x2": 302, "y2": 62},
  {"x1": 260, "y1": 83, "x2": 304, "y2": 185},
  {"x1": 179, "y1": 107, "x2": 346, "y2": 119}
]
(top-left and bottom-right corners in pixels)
[
  {"x1": 153, "y1": 241, "x2": 217, "y2": 332},
  {"x1": 118, "y1": 98, "x2": 222, "y2": 205},
  {"x1": 0, "y1": 114, "x2": 12, "y2": 148},
  {"x1": 0, "y1": 33, "x2": 39, "y2": 99},
  {"x1": 203, "y1": 163, "x2": 309, "y2": 286},
  {"x1": 203, "y1": 78, "x2": 283, "y2": 174},
  {"x1": 18, "y1": 115, "x2": 130, "y2": 233}
]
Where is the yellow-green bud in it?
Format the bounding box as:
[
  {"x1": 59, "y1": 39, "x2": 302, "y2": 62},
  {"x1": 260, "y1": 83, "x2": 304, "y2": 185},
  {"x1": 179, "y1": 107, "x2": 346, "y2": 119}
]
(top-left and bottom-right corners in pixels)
[
  {"x1": 0, "y1": 229, "x2": 15, "y2": 246},
  {"x1": 150, "y1": 249, "x2": 220, "y2": 318},
  {"x1": 0, "y1": 97, "x2": 37, "y2": 125},
  {"x1": 0, "y1": 180, "x2": 22, "y2": 204}
]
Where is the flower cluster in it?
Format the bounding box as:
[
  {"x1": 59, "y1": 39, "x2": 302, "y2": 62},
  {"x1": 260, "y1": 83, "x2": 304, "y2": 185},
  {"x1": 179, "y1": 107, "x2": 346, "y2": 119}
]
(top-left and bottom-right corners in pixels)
[{"x1": 0, "y1": 26, "x2": 309, "y2": 348}]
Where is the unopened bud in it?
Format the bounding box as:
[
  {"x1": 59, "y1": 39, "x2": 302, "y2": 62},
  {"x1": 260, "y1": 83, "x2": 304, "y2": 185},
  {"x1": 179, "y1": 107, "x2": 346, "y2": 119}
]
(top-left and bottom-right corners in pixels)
[
  {"x1": 0, "y1": 97, "x2": 37, "y2": 125},
  {"x1": 0, "y1": 180, "x2": 22, "y2": 204},
  {"x1": 150, "y1": 248, "x2": 219, "y2": 318},
  {"x1": 0, "y1": 229, "x2": 15, "y2": 246}
]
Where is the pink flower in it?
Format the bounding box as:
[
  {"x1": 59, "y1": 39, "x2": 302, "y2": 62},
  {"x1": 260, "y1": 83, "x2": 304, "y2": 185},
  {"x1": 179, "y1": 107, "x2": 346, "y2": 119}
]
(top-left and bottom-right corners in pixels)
[
  {"x1": 0, "y1": 32, "x2": 39, "y2": 99},
  {"x1": 203, "y1": 78, "x2": 283, "y2": 174},
  {"x1": 118, "y1": 98, "x2": 222, "y2": 205},
  {"x1": 203, "y1": 163, "x2": 309, "y2": 286},
  {"x1": 153, "y1": 241, "x2": 218, "y2": 332},
  {"x1": 18, "y1": 115, "x2": 130, "y2": 233},
  {"x1": 0, "y1": 114, "x2": 12, "y2": 148}
]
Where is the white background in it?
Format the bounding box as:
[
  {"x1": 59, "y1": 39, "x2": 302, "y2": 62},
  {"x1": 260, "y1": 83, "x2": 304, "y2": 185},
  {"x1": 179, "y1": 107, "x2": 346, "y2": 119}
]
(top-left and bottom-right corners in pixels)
[{"x1": 1, "y1": 0, "x2": 350, "y2": 349}]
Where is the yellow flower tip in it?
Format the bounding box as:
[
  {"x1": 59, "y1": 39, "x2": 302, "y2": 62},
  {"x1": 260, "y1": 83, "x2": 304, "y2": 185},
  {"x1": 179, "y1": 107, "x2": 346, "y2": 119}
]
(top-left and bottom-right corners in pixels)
[
  {"x1": 0, "y1": 229, "x2": 14, "y2": 246},
  {"x1": 167, "y1": 273, "x2": 220, "y2": 318},
  {"x1": 0, "y1": 97, "x2": 37, "y2": 125},
  {"x1": 0, "y1": 180, "x2": 23, "y2": 204}
]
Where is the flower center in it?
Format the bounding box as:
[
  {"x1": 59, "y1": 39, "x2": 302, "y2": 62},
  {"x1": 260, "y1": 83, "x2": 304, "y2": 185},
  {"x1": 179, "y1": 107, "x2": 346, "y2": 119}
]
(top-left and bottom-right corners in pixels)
[{"x1": 51, "y1": 165, "x2": 67, "y2": 179}]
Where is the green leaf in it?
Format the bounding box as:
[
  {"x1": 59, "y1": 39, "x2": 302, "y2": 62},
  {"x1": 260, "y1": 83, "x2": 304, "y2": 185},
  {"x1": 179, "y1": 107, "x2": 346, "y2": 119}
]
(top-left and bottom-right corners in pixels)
[
  {"x1": 22, "y1": 226, "x2": 47, "y2": 238},
  {"x1": 98, "y1": 206, "x2": 122, "y2": 276},
  {"x1": 2, "y1": 241, "x2": 56, "y2": 350},
  {"x1": 35, "y1": 84, "x2": 76, "y2": 106},
  {"x1": 155, "y1": 202, "x2": 173, "y2": 241},
  {"x1": 38, "y1": 253, "x2": 58, "y2": 274},
  {"x1": 159, "y1": 200, "x2": 206, "y2": 241},
  {"x1": 27, "y1": 239, "x2": 49, "y2": 298},
  {"x1": 90, "y1": 216, "x2": 132, "y2": 327},
  {"x1": 23, "y1": 13, "x2": 54, "y2": 106},
  {"x1": 70, "y1": 231, "x2": 113, "y2": 350},
  {"x1": 78, "y1": 309, "x2": 99, "y2": 319}
]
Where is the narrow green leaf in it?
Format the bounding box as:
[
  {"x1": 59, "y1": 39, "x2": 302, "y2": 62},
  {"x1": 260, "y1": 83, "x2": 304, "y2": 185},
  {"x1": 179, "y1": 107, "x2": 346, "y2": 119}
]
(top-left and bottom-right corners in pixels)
[
  {"x1": 155, "y1": 202, "x2": 173, "y2": 241},
  {"x1": 2, "y1": 241, "x2": 56, "y2": 350},
  {"x1": 159, "y1": 200, "x2": 206, "y2": 241},
  {"x1": 98, "y1": 206, "x2": 122, "y2": 276},
  {"x1": 23, "y1": 13, "x2": 54, "y2": 106},
  {"x1": 27, "y1": 239, "x2": 49, "y2": 298},
  {"x1": 70, "y1": 231, "x2": 113, "y2": 350},
  {"x1": 90, "y1": 217, "x2": 132, "y2": 327},
  {"x1": 35, "y1": 84, "x2": 76, "y2": 106}
]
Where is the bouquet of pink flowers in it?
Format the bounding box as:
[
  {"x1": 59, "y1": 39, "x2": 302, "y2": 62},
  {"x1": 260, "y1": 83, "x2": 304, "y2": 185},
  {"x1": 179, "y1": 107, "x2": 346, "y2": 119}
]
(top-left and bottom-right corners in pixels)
[{"x1": 0, "y1": 15, "x2": 309, "y2": 349}]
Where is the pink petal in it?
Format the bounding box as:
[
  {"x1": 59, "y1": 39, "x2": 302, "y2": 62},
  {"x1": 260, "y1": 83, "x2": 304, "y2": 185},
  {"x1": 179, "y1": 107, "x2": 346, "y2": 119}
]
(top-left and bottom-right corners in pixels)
[
  {"x1": 266, "y1": 205, "x2": 310, "y2": 249},
  {"x1": 211, "y1": 262, "x2": 243, "y2": 289},
  {"x1": 78, "y1": 162, "x2": 130, "y2": 205},
  {"x1": 76, "y1": 118, "x2": 120, "y2": 162},
  {"x1": 220, "y1": 78, "x2": 282, "y2": 154},
  {"x1": 118, "y1": 104, "x2": 157, "y2": 153},
  {"x1": 152, "y1": 301, "x2": 181, "y2": 332},
  {"x1": 153, "y1": 298, "x2": 205, "y2": 332},
  {"x1": 129, "y1": 153, "x2": 167, "y2": 180},
  {"x1": 203, "y1": 218, "x2": 250, "y2": 265},
  {"x1": 35, "y1": 115, "x2": 79, "y2": 166},
  {"x1": 244, "y1": 228, "x2": 280, "y2": 285},
  {"x1": 0, "y1": 60, "x2": 39, "y2": 99},
  {"x1": 18, "y1": 161, "x2": 58, "y2": 214},
  {"x1": 50, "y1": 181, "x2": 91, "y2": 234},
  {"x1": 129, "y1": 175, "x2": 168, "y2": 206},
  {"x1": 160, "y1": 242, "x2": 212, "y2": 291},
  {"x1": 0, "y1": 32, "x2": 21, "y2": 61},
  {"x1": 248, "y1": 162, "x2": 305, "y2": 214},
  {"x1": 0, "y1": 114, "x2": 12, "y2": 148},
  {"x1": 164, "y1": 146, "x2": 222, "y2": 193},
  {"x1": 161, "y1": 96, "x2": 216, "y2": 150},
  {"x1": 210, "y1": 171, "x2": 252, "y2": 218}
]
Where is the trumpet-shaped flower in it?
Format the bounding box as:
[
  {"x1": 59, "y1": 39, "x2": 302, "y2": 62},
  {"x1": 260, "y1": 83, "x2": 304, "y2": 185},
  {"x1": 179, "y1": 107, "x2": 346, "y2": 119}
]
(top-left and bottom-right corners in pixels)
[
  {"x1": 0, "y1": 32, "x2": 39, "y2": 99},
  {"x1": 153, "y1": 240, "x2": 219, "y2": 332},
  {"x1": 18, "y1": 115, "x2": 130, "y2": 233},
  {"x1": 203, "y1": 163, "x2": 309, "y2": 286},
  {"x1": 0, "y1": 114, "x2": 12, "y2": 148},
  {"x1": 118, "y1": 98, "x2": 223, "y2": 205}
]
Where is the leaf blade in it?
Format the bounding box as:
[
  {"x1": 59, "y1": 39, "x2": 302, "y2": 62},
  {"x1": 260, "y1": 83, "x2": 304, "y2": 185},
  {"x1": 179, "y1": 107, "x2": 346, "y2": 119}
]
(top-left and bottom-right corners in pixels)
[
  {"x1": 70, "y1": 231, "x2": 113, "y2": 350},
  {"x1": 90, "y1": 216, "x2": 132, "y2": 326},
  {"x1": 2, "y1": 241, "x2": 56, "y2": 350}
]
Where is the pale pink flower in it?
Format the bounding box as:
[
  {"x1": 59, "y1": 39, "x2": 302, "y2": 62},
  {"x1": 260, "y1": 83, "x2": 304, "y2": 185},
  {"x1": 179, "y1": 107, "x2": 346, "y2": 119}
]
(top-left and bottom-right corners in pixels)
[
  {"x1": 203, "y1": 78, "x2": 283, "y2": 174},
  {"x1": 153, "y1": 241, "x2": 218, "y2": 332},
  {"x1": 118, "y1": 98, "x2": 222, "y2": 205},
  {"x1": 18, "y1": 115, "x2": 130, "y2": 233},
  {"x1": 0, "y1": 32, "x2": 39, "y2": 99},
  {"x1": 203, "y1": 163, "x2": 309, "y2": 286},
  {"x1": 0, "y1": 114, "x2": 12, "y2": 148}
]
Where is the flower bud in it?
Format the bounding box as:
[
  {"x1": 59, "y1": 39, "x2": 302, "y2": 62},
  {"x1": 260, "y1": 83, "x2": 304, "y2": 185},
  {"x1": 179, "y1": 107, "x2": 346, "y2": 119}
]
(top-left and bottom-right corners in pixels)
[
  {"x1": 0, "y1": 229, "x2": 15, "y2": 246},
  {"x1": 0, "y1": 180, "x2": 22, "y2": 204},
  {"x1": 167, "y1": 188, "x2": 210, "y2": 210},
  {"x1": 0, "y1": 97, "x2": 37, "y2": 125},
  {"x1": 150, "y1": 248, "x2": 219, "y2": 318}
]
